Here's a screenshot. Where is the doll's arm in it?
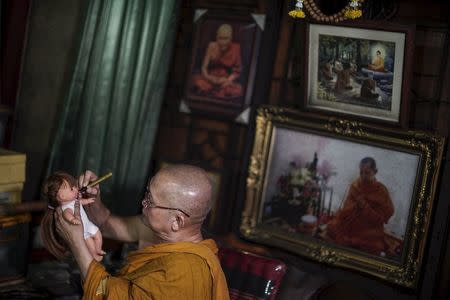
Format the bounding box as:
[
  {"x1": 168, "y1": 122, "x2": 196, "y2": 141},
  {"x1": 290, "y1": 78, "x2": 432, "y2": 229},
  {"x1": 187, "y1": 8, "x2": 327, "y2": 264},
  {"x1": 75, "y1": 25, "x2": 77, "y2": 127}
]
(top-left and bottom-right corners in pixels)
[
  {"x1": 79, "y1": 198, "x2": 95, "y2": 206},
  {"x1": 63, "y1": 208, "x2": 82, "y2": 225}
]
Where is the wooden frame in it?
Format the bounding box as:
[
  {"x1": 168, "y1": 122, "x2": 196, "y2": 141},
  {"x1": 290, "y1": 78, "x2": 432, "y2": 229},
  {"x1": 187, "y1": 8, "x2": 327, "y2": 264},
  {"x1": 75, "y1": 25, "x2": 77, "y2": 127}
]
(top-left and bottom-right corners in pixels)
[
  {"x1": 181, "y1": 9, "x2": 265, "y2": 123},
  {"x1": 304, "y1": 21, "x2": 414, "y2": 127},
  {"x1": 240, "y1": 106, "x2": 445, "y2": 288}
]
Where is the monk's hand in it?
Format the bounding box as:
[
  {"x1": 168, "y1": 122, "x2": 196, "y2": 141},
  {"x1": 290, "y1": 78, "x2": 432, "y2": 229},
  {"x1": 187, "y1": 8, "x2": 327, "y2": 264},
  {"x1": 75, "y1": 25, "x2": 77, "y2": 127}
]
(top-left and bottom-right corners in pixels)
[
  {"x1": 78, "y1": 170, "x2": 111, "y2": 228},
  {"x1": 214, "y1": 76, "x2": 227, "y2": 85},
  {"x1": 221, "y1": 78, "x2": 233, "y2": 87},
  {"x1": 222, "y1": 74, "x2": 237, "y2": 87},
  {"x1": 78, "y1": 170, "x2": 100, "y2": 198},
  {"x1": 55, "y1": 200, "x2": 84, "y2": 248},
  {"x1": 79, "y1": 198, "x2": 95, "y2": 206}
]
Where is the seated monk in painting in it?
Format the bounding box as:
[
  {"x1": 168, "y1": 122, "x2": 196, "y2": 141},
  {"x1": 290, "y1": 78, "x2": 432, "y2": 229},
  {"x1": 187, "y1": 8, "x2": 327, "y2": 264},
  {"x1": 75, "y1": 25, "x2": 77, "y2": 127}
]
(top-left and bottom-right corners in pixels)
[
  {"x1": 326, "y1": 157, "x2": 394, "y2": 255},
  {"x1": 334, "y1": 61, "x2": 354, "y2": 91},
  {"x1": 368, "y1": 50, "x2": 386, "y2": 72},
  {"x1": 191, "y1": 23, "x2": 243, "y2": 99},
  {"x1": 360, "y1": 77, "x2": 379, "y2": 100}
]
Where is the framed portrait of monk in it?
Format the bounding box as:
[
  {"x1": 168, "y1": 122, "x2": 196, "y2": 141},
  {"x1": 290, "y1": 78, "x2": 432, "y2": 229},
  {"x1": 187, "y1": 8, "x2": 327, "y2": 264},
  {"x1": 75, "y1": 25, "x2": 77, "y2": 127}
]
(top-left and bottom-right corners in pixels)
[
  {"x1": 181, "y1": 9, "x2": 265, "y2": 123},
  {"x1": 240, "y1": 106, "x2": 445, "y2": 288}
]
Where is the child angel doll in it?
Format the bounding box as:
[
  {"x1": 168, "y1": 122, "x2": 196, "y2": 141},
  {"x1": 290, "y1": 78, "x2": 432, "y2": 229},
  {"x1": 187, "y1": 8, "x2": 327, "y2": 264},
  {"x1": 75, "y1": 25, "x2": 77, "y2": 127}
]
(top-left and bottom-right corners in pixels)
[{"x1": 41, "y1": 171, "x2": 105, "y2": 261}]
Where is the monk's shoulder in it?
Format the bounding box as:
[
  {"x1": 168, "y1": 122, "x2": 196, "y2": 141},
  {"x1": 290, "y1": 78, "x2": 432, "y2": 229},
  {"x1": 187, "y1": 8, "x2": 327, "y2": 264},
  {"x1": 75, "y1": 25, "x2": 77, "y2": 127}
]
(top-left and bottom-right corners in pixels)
[
  {"x1": 376, "y1": 181, "x2": 390, "y2": 194},
  {"x1": 160, "y1": 252, "x2": 210, "y2": 273},
  {"x1": 349, "y1": 180, "x2": 360, "y2": 191}
]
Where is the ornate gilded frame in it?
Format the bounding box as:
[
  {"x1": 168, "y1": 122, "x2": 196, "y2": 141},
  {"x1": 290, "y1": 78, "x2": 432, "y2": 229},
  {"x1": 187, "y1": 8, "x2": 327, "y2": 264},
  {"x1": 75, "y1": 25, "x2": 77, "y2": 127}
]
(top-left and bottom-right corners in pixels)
[{"x1": 240, "y1": 106, "x2": 445, "y2": 288}]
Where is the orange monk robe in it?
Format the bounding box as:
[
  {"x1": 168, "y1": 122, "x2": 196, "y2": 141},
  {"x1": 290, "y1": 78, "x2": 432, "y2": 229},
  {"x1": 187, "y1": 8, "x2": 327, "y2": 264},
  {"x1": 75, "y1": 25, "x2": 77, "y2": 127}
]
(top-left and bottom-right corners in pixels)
[
  {"x1": 368, "y1": 56, "x2": 385, "y2": 72},
  {"x1": 192, "y1": 42, "x2": 242, "y2": 99},
  {"x1": 327, "y1": 178, "x2": 394, "y2": 255},
  {"x1": 83, "y1": 239, "x2": 230, "y2": 300}
]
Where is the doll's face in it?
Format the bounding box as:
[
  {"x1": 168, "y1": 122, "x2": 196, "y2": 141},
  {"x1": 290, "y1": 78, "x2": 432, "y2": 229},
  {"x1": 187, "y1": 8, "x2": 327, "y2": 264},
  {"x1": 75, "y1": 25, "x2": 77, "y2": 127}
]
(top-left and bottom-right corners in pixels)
[{"x1": 57, "y1": 180, "x2": 79, "y2": 203}]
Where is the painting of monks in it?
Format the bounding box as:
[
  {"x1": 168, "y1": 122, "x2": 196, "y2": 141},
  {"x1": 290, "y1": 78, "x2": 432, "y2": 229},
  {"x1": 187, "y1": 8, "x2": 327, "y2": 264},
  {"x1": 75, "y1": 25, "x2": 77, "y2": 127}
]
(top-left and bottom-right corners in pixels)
[
  {"x1": 240, "y1": 107, "x2": 445, "y2": 288},
  {"x1": 305, "y1": 23, "x2": 414, "y2": 127},
  {"x1": 183, "y1": 10, "x2": 264, "y2": 119}
]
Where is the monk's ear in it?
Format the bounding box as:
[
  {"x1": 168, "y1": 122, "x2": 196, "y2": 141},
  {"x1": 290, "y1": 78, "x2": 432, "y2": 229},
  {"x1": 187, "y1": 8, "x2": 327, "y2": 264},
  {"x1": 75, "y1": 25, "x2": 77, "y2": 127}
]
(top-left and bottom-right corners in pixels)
[{"x1": 171, "y1": 214, "x2": 185, "y2": 232}]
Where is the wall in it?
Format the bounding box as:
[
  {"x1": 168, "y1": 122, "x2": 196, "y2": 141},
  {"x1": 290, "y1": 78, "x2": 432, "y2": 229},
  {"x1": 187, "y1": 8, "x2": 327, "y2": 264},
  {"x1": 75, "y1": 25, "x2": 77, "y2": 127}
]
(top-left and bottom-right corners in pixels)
[
  {"x1": 12, "y1": 0, "x2": 86, "y2": 201},
  {"x1": 0, "y1": 0, "x2": 31, "y2": 147},
  {"x1": 152, "y1": 0, "x2": 450, "y2": 298}
]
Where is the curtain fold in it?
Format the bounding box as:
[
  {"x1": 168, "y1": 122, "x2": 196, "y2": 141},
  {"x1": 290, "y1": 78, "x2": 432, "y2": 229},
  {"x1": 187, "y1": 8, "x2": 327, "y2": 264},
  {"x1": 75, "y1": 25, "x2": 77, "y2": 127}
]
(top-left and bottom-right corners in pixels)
[{"x1": 47, "y1": 0, "x2": 178, "y2": 215}]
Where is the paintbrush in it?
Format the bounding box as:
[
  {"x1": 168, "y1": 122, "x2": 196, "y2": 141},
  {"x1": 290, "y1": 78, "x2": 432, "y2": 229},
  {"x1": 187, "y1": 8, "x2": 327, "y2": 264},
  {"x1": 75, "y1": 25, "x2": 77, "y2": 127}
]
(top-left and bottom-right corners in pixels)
[{"x1": 79, "y1": 172, "x2": 113, "y2": 194}]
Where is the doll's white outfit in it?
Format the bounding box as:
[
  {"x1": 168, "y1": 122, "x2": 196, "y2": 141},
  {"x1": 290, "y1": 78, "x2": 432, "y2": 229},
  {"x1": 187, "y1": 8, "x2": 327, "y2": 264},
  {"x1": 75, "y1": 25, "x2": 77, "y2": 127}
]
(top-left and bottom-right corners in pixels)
[{"x1": 61, "y1": 200, "x2": 99, "y2": 239}]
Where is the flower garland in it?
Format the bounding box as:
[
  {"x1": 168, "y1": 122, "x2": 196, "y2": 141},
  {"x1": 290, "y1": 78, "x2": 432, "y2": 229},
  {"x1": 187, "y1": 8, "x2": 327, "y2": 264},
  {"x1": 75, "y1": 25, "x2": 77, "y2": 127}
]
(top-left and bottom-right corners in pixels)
[{"x1": 289, "y1": 0, "x2": 364, "y2": 22}]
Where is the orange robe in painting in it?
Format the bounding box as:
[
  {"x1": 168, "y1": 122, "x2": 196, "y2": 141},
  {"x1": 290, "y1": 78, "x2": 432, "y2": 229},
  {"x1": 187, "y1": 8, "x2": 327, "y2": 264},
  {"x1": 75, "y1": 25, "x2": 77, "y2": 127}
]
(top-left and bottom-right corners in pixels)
[
  {"x1": 368, "y1": 55, "x2": 385, "y2": 72},
  {"x1": 83, "y1": 239, "x2": 229, "y2": 300},
  {"x1": 192, "y1": 42, "x2": 242, "y2": 99},
  {"x1": 327, "y1": 179, "x2": 394, "y2": 255}
]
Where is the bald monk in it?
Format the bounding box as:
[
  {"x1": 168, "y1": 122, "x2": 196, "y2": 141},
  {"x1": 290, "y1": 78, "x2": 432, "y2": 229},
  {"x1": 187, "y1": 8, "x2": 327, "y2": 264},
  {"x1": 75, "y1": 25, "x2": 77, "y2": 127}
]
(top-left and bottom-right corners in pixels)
[
  {"x1": 54, "y1": 164, "x2": 229, "y2": 299},
  {"x1": 326, "y1": 157, "x2": 394, "y2": 255},
  {"x1": 191, "y1": 23, "x2": 242, "y2": 99}
]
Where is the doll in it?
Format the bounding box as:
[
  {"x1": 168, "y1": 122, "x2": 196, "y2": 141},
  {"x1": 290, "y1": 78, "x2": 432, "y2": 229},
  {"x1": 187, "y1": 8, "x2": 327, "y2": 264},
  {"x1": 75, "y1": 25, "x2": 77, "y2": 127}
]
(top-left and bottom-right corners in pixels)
[{"x1": 40, "y1": 171, "x2": 105, "y2": 261}]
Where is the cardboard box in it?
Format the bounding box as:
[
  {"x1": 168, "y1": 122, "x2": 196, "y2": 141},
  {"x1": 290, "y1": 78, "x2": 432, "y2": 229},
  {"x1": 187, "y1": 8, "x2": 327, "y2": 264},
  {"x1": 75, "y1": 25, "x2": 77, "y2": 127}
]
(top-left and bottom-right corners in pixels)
[
  {"x1": 0, "y1": 183, "x2": 23, "y2": 204},
  {"x1": 0, "y1": 148, "x2": 26, "y2": 185}
]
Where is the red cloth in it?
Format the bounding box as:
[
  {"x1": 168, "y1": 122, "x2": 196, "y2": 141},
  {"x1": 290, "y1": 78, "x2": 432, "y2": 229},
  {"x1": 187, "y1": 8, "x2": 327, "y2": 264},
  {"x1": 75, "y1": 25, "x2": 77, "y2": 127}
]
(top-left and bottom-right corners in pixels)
[
  {"x1": 218, "y1": 247, "x2": 286, "y2": 300},
  {"x1": 327, "y1": 178, "x2": 394, "y2": 254}
]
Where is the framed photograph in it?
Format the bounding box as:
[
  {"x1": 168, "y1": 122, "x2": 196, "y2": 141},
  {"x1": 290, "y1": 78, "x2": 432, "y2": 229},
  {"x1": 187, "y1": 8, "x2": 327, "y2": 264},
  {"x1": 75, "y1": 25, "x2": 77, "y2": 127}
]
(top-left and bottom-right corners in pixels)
[
  {"x1": 181, "y1": 9, "x2": 265, "y2": 123},
  {"x1": 305, "y1": 22, "x2": 414, "y2": 126},
  {"x1": 158, "y1": 161, "x2": 222, "y2": 230},
  {"x1": 241, "y1": 106, "x2": 445, "y2": 288}
]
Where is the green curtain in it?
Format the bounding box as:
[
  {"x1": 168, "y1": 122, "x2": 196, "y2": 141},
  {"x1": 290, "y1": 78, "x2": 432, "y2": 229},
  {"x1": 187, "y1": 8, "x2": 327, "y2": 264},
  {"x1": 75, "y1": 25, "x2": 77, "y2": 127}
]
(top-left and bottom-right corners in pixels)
[{"x1": 47, "y1": 0, "x2": 179, "y2": 215}]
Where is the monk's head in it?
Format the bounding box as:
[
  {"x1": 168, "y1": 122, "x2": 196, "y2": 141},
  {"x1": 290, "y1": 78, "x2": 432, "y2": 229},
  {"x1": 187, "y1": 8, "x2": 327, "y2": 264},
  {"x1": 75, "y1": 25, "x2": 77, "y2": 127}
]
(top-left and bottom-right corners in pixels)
[
  {"x1": 216, "y1": 24, "x2": 232, "y2": 51},
  {"x1": 141, "y1": 164, "x2": 212, "y2": 239},
  {"x1": 359, "y1": 157, "x2": 377, "y2": 184}
]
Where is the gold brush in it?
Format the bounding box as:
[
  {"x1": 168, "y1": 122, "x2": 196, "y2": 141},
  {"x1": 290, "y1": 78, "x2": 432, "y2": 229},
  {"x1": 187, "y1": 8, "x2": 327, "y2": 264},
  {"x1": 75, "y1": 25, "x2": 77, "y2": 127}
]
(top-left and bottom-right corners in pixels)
[{"x1": 79, "y1": 172, "x2": 113, "y2": 193}]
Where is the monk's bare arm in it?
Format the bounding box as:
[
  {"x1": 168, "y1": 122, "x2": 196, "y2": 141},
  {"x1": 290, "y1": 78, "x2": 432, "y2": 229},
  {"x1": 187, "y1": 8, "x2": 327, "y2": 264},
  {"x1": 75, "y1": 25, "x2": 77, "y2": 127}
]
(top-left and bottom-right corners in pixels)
[
  {"x1": 201, "y1": 43, "x2": 224, "y2": 84},
  {"x1": 100, "y1": 214, "x2": 154, "y2": 244},
  {"x1": 201, "y1": 44, "x2": 214, "y2": 82},
  {"x1": 100, "y1": 215, "x2": 140, "y2": 242}
]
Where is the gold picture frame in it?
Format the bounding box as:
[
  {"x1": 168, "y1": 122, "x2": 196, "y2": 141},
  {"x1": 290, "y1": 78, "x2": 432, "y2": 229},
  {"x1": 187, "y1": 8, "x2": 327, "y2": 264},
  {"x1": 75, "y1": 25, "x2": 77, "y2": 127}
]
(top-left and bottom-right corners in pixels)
[{"x1": 240, "y1": 106, "x2": 445, "y2": 288}]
